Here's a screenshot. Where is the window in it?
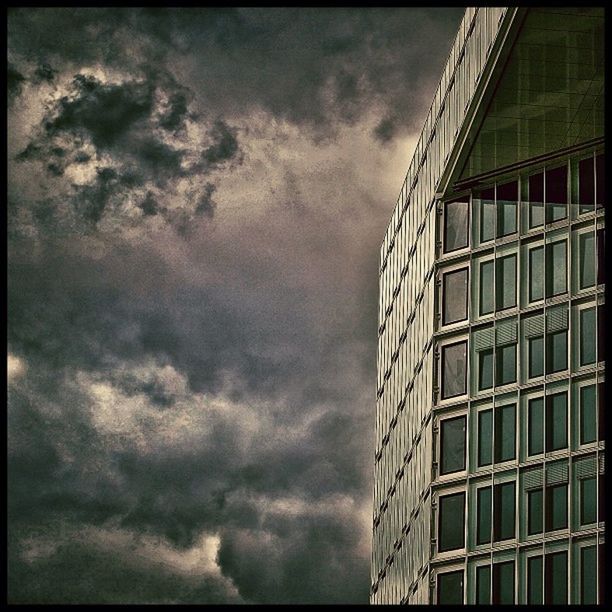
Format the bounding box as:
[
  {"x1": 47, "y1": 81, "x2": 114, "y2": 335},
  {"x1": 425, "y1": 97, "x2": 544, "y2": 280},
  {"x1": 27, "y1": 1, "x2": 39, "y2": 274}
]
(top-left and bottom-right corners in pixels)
[
  {"x1": 479, "y1": 260, "x2": 494, "y2": 315},
  {"x1": 580, "y1": 307, "x2": 596, "y2": 366},
  {"x1": 496, "y1": 344, "x2": 516, "y2": 386},
  {"x1": 598, "y1": 382, "x2": 605, "y2": 440},
  {"x1": 528, "y1": 555, "x2": 543, "y2": 604},
  {"x1": 442, "y1": 341, "x2": 467, "y2": 399},
  {"x1": 580, "y1": 384, "x2": 597, "y2": 444},
  {"x1": 492, "y1": 561, "x2": 514, "y2": 604},
  {"x1": 529, "y1": 246, "x2": 544, "y2": 302},
  {"x1": 545, "y1": 551, "x2": 567, "y2": 604},
  {"x1": 478, "y1": 349, "x2": 493, "y2": 390},
  {"x1": 479, "y1": 188, "x2": 495, "y2": 243},
  {"x1": 528, "y1": 336, "x2": 544, "y2": 378},
  {"x1": 579, "y1": 232, "x2": 596, "y2": 289},
  {"x1": 529, "y1": 172, "x2": 544, "y2": 228},
  {"x1": 545, "y1": 240, "x2": 567, "y2": 296},
  {"x1": 546, "y1": 329, "x2": 567, "y2": 374},
  {"x1": 527, "y1": 488, "x2": 543, "y2": 535},
  {"x1": 497, "y1": 180, "x2": 517, "y2": 237},
  {"x1": 545, "y1": 484, "x2": 568, "y2": 531},
  {"x1": 437, "y1": 570, "x2": 463, "y2": 604},
  {"x1": 478, "y1": 410, "x2": 492, "y2": 466},
  {"x1": 495, "y1": 255, "x2": 516, "y2": 310},
  {"x1": 595, "y1": 153, "x2": 605, "y2": 208},
  {"x1": 581, "y1": 546, "x2": 597, "y2": 604},
  {"x1": 545, "y1": 165, "x2": 567, "y2": 222},
  {"x1": 579, "y1": 156, "x2": 595, "y2": 214},
  {"x1": 440, "y1": 416, "x2": 466, "y2": 475},
  {"x1": 580, "y1": 477, "x2": 597, "y2": 525},
  {"x1": 494, "y1": 403, "x2": 515, "y2": 462},
  {"x1": 597, "y1": 228, "x2": 605, "y2": 284},
  {"x1": 438, "y1": 492, "x2": 465, "y2": 551},
  {"x1": 528, "y1": 397, "x2": 544, "y2": 455},
  {"x1": 477, "y1": 403, "x2": 515, "y2": 467},
  {"x1": 476, "y1": 565, "x2": 491, "y2": 604},
  {"x1": 493, "y1": 482, "x2": 515, "y2": 541},
  {"x1": 444, "y1": 199, "x2": 469, "y2": 252},
  {"x1": 476, "y1": 486, "x2": 491, "y2": 545},
  {"x1": 546, "y1": 392, "x2": 567, "y2": 452},
  {"x1": 442, "y1": 268, "x2": 468, "y2": 325},
  {"x1": 598, "y1": 305, "x2": 605, "y2": 362}
]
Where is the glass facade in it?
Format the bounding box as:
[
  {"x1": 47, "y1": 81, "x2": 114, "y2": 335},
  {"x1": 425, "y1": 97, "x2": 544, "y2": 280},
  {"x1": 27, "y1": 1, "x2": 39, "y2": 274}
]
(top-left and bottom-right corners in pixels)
[{"x1": 373, "y1": 6, "x2": 604, "y2": 605}]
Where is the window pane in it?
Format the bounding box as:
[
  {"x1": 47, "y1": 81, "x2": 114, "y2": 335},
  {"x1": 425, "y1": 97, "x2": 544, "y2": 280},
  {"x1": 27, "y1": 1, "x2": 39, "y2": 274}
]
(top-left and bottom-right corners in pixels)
[
  {"x1": 579, "y1": 156, "x2": 595, "y2": 213},
  {"x1": 581, "y1": 546, "x2": 597, "y2": 604},
  {"x1": 444, "y1": 200, "x2": 469, "y2": 252},
  {"x1": 493, "y1": 482, "x2": 515, "y2": 541},
  {"x1": 545, "y1": 165, "x2": 567, "y2": 222},
  {"x1": 440, "y1": 416, "x2": 466, "y2": 475},
  {"x1": 443, "y1": 268, "x2": 468, "y2": 325},
  {"x1": 494, "y1": 403, "x2": 515, "y2": 462},
  {"x1": 478, "y1": 410, "x2": 493, "y2": 467},
  {"x1": 528, "y1": 397, "x2": 544, "y2": 455},
  {"x1": 497, "y1": 180, "x2": 517, "y2": 237},
  {"x1": 528, "y1": 488, "x2": 543, "y2": 535},
  {"x1": 546, "y1": 330, "x2": 567, "y2": 374},
  {"x1": 546, "y1": 392, "x2": 567, "y2": 451},
  {"x1": 438, "y1": 570, "x2": 463, "y2": 604},
  {"x1": 479, "y1": 349, "x2": 493, "y2": 390},
  {"x1": 579, "y1": 232, "x2": 596, "y2": 289},
  {"x1": 476, "y1": 565, "x2": 491, "y2": 604},
  {"x1": 477, "y1": 486, "x2": 491, "y2": 545},
  {"x1": 597, "y1": 305, "x2": 604, "y2": 362},
  {"x1": 580, "y1": 308, "x2": 596, "y2": 366},
  {"x1": 545, "y1": 484, "x2": 567, "y2": 531},
  {"x1": 595, "y1": 153, "x2": 605, "y2": 208},
  {"x1": 496, "y1": 344, "x2": 516, "y2": 386},
  {"x1": 442, "y1": 342, "x2": 467, "y2": 399},
  {"x1": 439, "y1": 492, "x2": 465, "y2": 551},
  {"x1": 493, "y1": 561, "x2": 514, "y2": 604},
  {"x1": 496, "y1": 255, "x2": 516, "y2": 310},
  {"x1": 597, "y1": 228, "x2": 605, "y2": 285},
  {"x1": 479, "y1": 261, "x2": 494, "y2": 315},
  {"x1": 545, "y1": 551, "x2": 567, "y2": 605},
  {"x1": 546, "y1": 241, "x2": 567, "y2": 296},
  {"x1": 598, "y1": 382, "x2": 605, "y2": 440},
  {"x1": 479, "y1": 188, "x2": 495, "y2": 243},
  {"x1": 580, "y1": 385, "x2": 597, "y2": 444},
  {"x1": 599, "y1": 474, "x2": 605, "y2": 525},
  {"x1": 529, "y1": 246, "x2": 544, "y2": 302},
  {"x1": 528, "y1": 556, "x2": 543, "y2": 604},
  {"x1": 529, "y1": 336, "x2": 544, "y2": 378},
  {"x1": 580, "y1": 477, "x2": 597, "y2": 525},
  {"x1": 529, "y1": 172, "x2": 544, "y2": 228}
]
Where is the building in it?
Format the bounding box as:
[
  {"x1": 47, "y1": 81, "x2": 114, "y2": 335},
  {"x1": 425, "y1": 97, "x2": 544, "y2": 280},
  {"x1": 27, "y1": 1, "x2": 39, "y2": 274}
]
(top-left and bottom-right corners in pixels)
[{"x1": 372, "y1": 7, "x2": 604, "y2": 604}]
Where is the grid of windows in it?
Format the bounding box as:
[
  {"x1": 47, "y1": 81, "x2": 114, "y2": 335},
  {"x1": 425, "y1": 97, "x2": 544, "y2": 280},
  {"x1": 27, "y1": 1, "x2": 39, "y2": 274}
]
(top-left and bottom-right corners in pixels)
[{"x1": 374, "y1": 6, "x2": 604, "y2": 604}]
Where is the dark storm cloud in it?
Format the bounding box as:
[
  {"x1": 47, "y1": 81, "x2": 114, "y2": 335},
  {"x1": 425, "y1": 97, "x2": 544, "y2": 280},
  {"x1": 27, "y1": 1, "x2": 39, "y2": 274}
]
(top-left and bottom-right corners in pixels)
[
  {"x1": 44, "y1": 74, "x2": 155, "y2": 149},
  {"x1": 201, "y1": 120, "x2": 241, "y2": 169},
  {"x1": 8, "y1": 6, "x2": 462, "y2": 605},
  {"x1": 7, "y1": 62, "x2": 25, "y2": 99},
  {"x1": 9, "y1": 7, "x2": 463, "y2": 137}
]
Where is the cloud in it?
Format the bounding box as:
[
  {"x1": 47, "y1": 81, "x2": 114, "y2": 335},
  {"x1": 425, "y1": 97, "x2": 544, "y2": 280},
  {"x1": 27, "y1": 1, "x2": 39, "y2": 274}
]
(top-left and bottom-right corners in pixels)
[{"x1": 7, "y1": 6, "x2": 462, "y2": 604}]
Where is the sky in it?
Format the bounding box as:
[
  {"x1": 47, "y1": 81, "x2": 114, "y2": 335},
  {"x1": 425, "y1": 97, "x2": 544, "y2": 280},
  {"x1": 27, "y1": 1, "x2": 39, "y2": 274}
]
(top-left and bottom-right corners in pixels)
[{"x1": 7, "y1": 7, "x2": 464, "y2": 604}]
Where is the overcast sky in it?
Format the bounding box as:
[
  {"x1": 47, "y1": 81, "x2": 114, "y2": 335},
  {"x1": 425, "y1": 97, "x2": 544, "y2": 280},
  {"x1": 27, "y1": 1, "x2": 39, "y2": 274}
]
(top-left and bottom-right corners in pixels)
[{"x1": 7, "y1": 8, "x2": 463, "y2": 604}]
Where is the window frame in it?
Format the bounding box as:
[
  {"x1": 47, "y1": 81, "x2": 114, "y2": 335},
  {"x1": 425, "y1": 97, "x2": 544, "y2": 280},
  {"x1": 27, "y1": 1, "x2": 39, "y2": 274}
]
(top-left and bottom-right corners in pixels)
[
  {"x1": 438, "y1": 334, "x2": 469, "y2": 403},
  {"x1": 436, "y1": 487, "x2": 467, "y2": 555},
  {"x1": 440, "y1": 261, "x2": 470, "y2": 328},
  {"x1": 438, "y1": 409, "x2": 468, "y2": 478}
]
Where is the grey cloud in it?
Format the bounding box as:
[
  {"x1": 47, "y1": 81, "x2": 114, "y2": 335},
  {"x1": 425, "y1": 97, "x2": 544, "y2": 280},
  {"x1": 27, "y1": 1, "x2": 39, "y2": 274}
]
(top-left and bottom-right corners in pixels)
[
  {"x1": 8, "y1": 6, "x2": 462, "y2": 604},
  {"x1": 201, "y1": 120, "x2": 241, "y2": 169},
  {"x1": 8, "y1": 62, "x2": 25, "y2": 99}
]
